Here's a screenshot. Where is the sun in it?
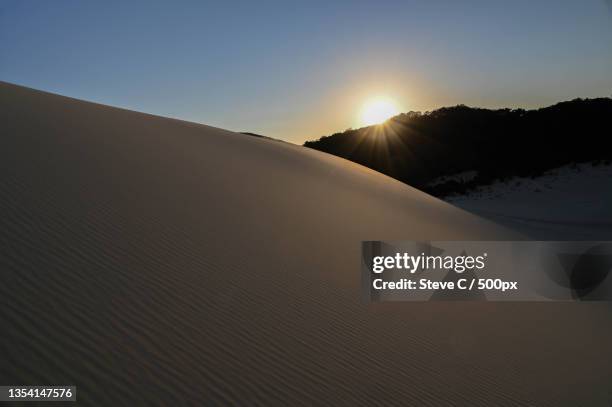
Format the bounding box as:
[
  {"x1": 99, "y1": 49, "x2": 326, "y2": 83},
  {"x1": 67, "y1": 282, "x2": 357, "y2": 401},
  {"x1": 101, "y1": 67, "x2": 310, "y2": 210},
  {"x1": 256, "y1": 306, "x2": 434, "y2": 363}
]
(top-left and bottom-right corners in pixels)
[{"x1": 359, "y1": 97, "x2": 399, "y2": 127}]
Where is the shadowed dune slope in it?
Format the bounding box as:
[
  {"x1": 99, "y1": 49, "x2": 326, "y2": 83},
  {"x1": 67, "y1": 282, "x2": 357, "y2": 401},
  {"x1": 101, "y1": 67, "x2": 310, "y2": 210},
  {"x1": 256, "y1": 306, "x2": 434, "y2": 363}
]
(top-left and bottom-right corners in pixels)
[{"x1": 1, "y1": 82, "x2": 611, "y2": 406}]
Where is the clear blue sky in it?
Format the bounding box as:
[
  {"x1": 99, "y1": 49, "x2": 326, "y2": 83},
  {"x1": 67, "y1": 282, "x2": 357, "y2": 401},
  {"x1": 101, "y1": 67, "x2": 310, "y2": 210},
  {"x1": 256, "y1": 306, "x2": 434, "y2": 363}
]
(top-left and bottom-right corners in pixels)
[{"x1": 2, "y1": 0, "x2": 611, "y2": 143}]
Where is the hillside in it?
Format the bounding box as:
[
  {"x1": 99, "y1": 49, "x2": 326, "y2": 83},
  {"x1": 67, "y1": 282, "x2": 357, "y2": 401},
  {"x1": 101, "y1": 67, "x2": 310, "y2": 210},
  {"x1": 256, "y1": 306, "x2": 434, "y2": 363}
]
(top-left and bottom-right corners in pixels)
[{"x1": 304, "y1": 98, "x2": 612, "y2": 196}]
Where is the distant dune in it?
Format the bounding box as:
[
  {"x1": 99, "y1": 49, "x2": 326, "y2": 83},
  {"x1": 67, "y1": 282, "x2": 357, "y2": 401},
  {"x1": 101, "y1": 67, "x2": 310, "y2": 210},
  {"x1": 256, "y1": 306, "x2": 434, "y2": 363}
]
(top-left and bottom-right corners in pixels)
[
  {"x1": 1, "y1": 82, "x2": 611, "y2": 406},
  {"x1": 449, "y1": 162, "x2": 612, "y2": 240}
]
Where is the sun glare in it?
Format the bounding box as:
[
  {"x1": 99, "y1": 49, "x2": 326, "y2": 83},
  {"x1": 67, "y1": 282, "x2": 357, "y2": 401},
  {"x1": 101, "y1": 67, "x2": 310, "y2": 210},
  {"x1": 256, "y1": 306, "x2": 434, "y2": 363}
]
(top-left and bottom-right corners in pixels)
[{"x1": 359, "y1": 98, "x2": 399, "y2": 127}]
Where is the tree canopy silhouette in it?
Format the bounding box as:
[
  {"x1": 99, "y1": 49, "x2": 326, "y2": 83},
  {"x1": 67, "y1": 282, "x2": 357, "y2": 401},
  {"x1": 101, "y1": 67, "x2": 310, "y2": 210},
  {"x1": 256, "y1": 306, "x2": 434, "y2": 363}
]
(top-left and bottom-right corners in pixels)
[{"x1": 304, "y1": 98, "x2": 612, "y2": 196}]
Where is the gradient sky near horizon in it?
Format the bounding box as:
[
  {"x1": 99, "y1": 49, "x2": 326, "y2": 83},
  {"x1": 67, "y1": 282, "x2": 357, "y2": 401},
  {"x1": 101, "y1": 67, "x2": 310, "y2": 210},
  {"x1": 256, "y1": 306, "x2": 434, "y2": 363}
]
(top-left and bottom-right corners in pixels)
[{"x1": 1, "y1": 1, "x2": 612, "y2": 143}]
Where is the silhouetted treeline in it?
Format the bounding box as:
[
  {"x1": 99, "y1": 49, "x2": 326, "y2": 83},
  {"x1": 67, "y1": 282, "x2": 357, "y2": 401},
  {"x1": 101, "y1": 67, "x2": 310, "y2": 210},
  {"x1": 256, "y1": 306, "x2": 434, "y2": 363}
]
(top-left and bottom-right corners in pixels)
[{"x1": 303, "y1": 98, "x2": 612, "y2": 197}]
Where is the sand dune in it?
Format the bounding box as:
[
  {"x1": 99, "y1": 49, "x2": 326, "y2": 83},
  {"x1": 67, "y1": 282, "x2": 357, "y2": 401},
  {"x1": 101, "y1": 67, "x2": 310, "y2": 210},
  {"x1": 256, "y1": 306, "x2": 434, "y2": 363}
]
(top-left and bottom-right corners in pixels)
[
  {"x1": 448, "y1": 163, "x2": 612, "y2": 240},
  {"x1": 1, "y1": 81, "x2": 611, "y2": 406}
]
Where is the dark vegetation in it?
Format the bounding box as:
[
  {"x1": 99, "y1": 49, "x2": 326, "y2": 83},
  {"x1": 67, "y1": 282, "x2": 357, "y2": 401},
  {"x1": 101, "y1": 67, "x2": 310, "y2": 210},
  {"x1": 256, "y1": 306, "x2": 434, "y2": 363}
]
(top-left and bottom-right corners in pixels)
[
  {"x1": 241, "y1": 132, "x2": 285, "y2": 143},
  {"x1": 304, "y1": 98, "x2": 612, "y2": 197},
  {"x1": 241, "y1": 132, "x2": 266, "y2": 138}
]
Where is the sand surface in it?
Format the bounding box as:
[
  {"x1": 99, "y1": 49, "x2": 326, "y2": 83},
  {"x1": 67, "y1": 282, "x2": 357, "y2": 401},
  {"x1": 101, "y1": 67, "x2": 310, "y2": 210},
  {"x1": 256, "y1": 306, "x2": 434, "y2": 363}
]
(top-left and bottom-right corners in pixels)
[
  {"x1": 448, "y1": 163, "x2": 612, "y2": 240},
  {"x1": 1, "y1": 82, "x2": 611, "y2": 406}
]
